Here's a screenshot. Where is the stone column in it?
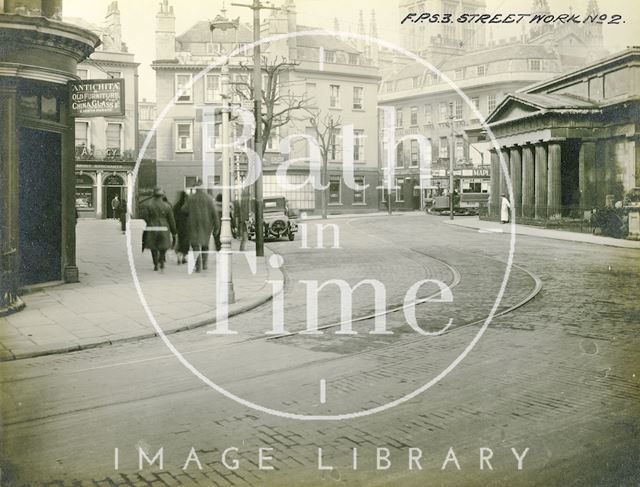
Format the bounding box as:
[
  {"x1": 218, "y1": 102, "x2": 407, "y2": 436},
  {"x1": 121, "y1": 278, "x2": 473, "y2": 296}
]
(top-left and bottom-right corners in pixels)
[
  {"x1": 489, "y1": 150, "x2": 500, "y2": 218},
  {"x1": 521, "y1": 145, "x2": 535, "y2": 219},
  {"x1": 0, "y1": 82, "x2": 23, "y2": 314},
  {"x1": 96, "y1": 170, "x2": 103, "y2": 219},
  {"x1": 499, "y1": 148, "x2": 510, "y2": 199},
  {"x1": 547, "y1": 142, "x2": 562, "y2": 220},
  {"x1": 534, "y1": 143, "x2": 548, "y2": 219},
  {"x1": 509, "y1": 147, "x2": 522, "y2": 217},
  {"x1": 579, "y1": 141, "x2": 596, "y2": 210},
  {"x1": 126, "y1": 171, "x2": 133, "y2": 203}
]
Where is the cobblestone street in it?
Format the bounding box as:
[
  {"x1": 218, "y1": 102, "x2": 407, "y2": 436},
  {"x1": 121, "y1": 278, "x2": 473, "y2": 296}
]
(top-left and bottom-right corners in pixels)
[{"x1": 0, "y1": 214, "x2": 638, "y2": 486}]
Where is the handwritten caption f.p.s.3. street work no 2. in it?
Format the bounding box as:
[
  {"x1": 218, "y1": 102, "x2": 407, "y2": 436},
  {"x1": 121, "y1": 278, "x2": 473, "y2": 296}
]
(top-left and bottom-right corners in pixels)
[{"x1": 401, "y1": 12, "x2": 624, "y2": 25}]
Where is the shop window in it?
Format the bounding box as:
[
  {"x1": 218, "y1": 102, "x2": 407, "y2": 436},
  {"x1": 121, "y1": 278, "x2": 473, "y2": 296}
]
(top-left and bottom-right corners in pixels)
[
  {"x1": 184, "y1": 176, "x2": 200, "y2": 189},
  {"x1": 75, "y1": 174, "x2": 94, "y2": 209},
  {"x1": 329, "y1": 176, "x2": 342, "y2": 204},
  {"x1": 353, "y1": 176, "x2": 366, "y2": 204}
]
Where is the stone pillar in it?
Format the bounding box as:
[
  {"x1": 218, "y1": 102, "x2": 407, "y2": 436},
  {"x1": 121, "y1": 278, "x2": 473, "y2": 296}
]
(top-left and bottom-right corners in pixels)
[
  {"x1": 534, "y1": 143, "x2": 548, "y2": 219},
  {"x1": 547, "y1": 142, "x2": 562, "y2": 220},
  {"x1": 0, "y1": 82, "x2": 24, "y2": 314},
  {"x1": 96, "y1": 170, "x2": 103, "y2": 219},
  {"x1": 521, "y1": 145, "x2": 535, "y2": 219},
  {"x1": 489, "y1": 150, "x2": 500, "y2": 218},
  {"x1": 579, "y1": 141, "x2": 596, "y2": 210},
  {"x1": 126, "y1": 171, "x2": 133, "y2": 203},
  {"x1": 499, "y1": 148, "x2": 510, "y2": 199},
  {"x1": 509, "y1": 147, "x2": 522, "y2": 217}
]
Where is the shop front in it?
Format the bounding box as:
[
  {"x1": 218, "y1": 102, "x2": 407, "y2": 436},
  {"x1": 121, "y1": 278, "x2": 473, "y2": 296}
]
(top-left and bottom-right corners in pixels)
[{"x1": 0, "y1": 10, "x2": 99, "y2": 314}]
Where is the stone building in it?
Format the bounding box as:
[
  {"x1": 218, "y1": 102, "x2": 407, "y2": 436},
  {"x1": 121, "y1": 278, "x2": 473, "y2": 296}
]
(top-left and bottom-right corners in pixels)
[
  {"x1": 0, "y1": 0, "x2": 99, "y2": 314},
  {"x1": 152, "y1": 0, "x2": 380, "y2": 213},
  {"x1": 478, "y1": 47, "x2": 640, "y2": 222},
  {"x1": 67, "y1": 1, "x2": 140, "y2": 219},
  {"x1": 378, "y1": 0, "x2": 606, "y2": 211}
]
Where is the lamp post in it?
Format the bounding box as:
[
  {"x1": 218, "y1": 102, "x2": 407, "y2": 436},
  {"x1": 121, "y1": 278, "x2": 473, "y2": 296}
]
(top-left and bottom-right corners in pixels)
[
  {"x1": 219, "y1": 63, "x2": 235, "y2": 303},
  {"x1": 449, "y1": 116, "x2": 455, "y2": 220},
  {"x1": 210, "y1": 14, "x2": 239, "y2": 304}
]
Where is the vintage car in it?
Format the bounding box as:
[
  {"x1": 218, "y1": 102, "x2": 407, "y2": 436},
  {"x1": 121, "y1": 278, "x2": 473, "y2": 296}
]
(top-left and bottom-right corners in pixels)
[{"x1": 247, "y1": 197, "x2": 298, "y2": 241}]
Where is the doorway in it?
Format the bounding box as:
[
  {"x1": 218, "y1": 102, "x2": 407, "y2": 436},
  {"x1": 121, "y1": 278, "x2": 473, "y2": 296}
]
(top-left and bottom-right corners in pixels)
[
  {"x1": 561, "y1": 139, "x2": 581, "y2": 217},
  {"x1": 18, "y1": 128, "x2": 61, "y2": 285},
  {"x1": 103, "y1": 174, "x2": 125, "y2": 219}
]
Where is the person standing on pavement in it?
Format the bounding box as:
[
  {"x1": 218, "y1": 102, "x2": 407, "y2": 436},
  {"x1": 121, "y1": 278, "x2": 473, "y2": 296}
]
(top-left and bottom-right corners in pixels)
[
  {"x1": 119, "y1": 197, "x2": 127, "y2": 234},
  {"x1": 140, "y1": 186, "x2": 177, "y2": 271},
  {"x1": 182, "y1": 187, "x2": 219, "y2": 272},
  {"x1": 173, "y1": 191, "x2": 190, "y2": 264},
  {"x1": 111, "y1": 194, "x2": 121, "y2": 220},
  {"x1": 500, "y1": 194, "x2": 511, "y2": 224}
]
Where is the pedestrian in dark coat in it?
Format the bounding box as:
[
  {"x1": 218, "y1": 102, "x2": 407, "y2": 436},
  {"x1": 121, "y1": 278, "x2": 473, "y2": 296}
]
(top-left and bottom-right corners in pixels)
[
  {"x1": 141, "y1": 187, "x2": 177, "y2": 271},
  {"x1": 173, "y1": 191, "x2": 190, "y2": 264},
  {"x1": 119, "y1": 197, "x2": 127, "y2": 234},
  {"x1": 181, "y1": 188, "x2": 219, "y2": 272}
]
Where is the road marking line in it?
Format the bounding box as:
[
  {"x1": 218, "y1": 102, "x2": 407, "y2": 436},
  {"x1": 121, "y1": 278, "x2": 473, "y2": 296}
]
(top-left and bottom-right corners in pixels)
[{"x1": 320, "y1": 379, "x2": 326, "y2": 404}]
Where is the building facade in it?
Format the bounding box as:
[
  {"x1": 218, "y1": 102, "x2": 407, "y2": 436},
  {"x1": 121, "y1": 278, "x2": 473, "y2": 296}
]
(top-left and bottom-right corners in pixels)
[
  {"x1": 378, "y1": 0, "x2": 605, "y2": 211},
  {"x1": 152, "y1": 0, "x2": 380, "y2": 213},
  {"x1": 479, "y1": 47, "x2": 640, "y2": 223},
  {"x1": 0, "y1": 0, "x2": 99, "y2": 313},
  {"x1": 68, "y1": 1, "x2": 140, "y2": 219}
]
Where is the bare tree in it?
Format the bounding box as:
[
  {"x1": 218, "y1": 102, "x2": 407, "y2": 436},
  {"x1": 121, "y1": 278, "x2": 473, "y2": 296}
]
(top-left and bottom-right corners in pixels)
[
  {"x1": 230, "y1": 55, "x2": 312, "y2": 248},
  {"x1": 307, "y1": 109, "x2": 341, "y2": 219},
  {"x1": 234, "y1": 55, "x2": 311, "y2": 158}
]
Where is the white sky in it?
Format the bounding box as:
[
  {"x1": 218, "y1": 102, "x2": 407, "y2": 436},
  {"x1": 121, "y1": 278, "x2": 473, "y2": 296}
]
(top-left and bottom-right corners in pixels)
[{"x1": 64, "y1": 0, "x2": 639, "y2": 101}]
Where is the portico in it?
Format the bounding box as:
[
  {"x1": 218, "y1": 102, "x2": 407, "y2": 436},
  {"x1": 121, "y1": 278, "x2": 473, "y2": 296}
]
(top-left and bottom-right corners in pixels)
[{"x1": 479, "y1": 48, "x2": 640, "y2": 224}]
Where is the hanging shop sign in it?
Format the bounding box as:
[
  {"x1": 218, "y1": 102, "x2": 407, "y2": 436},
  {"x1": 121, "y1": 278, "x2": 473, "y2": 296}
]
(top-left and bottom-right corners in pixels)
[{"x1": 69, "y1": 79, "x2": 125, "y2": 117}]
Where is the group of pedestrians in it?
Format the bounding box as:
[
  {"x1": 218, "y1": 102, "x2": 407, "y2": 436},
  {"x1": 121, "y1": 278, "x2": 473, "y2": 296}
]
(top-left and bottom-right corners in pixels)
[{"x1": 140, "y1": 186, "x2": 222, "y2": 272}]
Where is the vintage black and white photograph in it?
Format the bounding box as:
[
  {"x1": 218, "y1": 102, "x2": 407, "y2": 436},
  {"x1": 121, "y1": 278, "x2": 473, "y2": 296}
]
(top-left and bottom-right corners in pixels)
[{"x1": 0, "y1": 0, "x2": 639, "y2": 485}]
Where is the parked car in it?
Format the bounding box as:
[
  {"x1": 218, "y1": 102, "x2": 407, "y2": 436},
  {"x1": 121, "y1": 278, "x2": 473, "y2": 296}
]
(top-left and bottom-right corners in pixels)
[{"x1": 247, "y1": 197, "x2": 298, "y2": 241}]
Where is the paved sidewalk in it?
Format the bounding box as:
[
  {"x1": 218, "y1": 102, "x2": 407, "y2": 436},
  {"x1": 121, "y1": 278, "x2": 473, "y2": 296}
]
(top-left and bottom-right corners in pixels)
[
  {"x1": 443, "y1": 215, "x2": 640, "y2": 249},
  {"x1": 0, "y1": 219, "x2": 281, "y2": 361}
]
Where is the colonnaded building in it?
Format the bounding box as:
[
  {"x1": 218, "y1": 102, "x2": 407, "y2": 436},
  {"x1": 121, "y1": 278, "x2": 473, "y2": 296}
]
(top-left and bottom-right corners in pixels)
[
  {"x1": 477, "y1": 47, "x2": 640, "y2": 222},
  {"x1": 152, "y1": 0, "x2": 381, "y2": 212}
]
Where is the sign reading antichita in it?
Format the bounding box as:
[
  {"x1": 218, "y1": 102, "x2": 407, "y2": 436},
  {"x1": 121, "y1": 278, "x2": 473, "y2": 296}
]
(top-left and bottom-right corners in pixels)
[{"x1": 69, "y1": 78, "x2": 125, "y2": 117}]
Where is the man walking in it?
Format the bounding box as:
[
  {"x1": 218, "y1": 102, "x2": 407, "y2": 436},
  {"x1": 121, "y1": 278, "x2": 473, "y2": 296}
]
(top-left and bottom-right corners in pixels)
[
  {"x1": 182, "y1": 187, "x2": 219, "y2": 272},
  {"x1": 141, "y1": 187, "x2": 176, "y2": 271}
]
